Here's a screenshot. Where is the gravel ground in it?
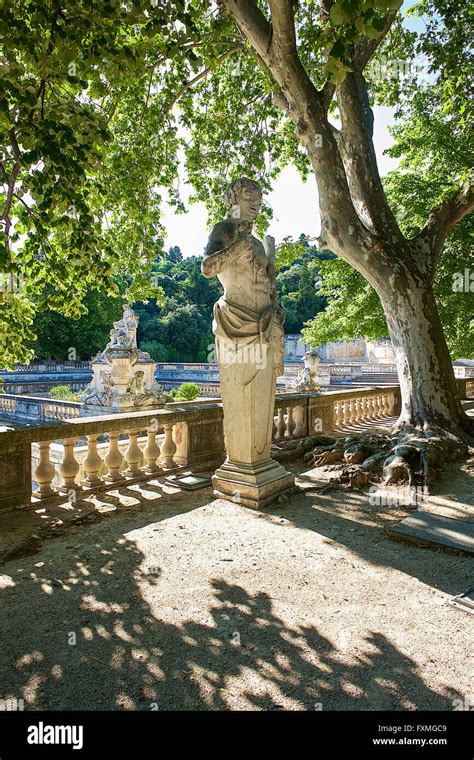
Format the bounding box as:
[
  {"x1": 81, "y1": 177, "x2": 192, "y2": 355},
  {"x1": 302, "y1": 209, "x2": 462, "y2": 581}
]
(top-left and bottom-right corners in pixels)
[{"x1": 0, "y1": 464, "x2": 472, "y2": 711}]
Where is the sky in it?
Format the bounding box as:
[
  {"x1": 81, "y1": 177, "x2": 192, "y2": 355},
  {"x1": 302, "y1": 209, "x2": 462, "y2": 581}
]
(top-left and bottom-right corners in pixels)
[{"x1": 160, "y1": 105, "x2": 400, "y2": 258}]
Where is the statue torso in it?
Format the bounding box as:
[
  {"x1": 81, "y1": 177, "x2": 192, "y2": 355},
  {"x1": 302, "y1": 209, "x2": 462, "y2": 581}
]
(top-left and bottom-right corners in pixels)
[{"x1": 206, "y1": 219, "x2": 272, "y2": 314}]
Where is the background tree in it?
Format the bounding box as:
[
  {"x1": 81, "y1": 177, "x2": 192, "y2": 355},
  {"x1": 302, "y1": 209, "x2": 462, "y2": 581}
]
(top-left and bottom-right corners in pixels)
[
  {"x1": 276, "y1": 236, "x2": 332, "y2": 333},
  {"x1": 32, "y1": 289, "x2": 123, "y2": 360},
  {"x1": 167, "y1": 245, "x2": 184, "y2": 263}
]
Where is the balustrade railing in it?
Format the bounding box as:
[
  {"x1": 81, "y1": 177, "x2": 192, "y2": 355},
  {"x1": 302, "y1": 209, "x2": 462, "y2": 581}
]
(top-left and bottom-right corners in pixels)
[
  {"x1": 1, "y1": 362, "x2": 91, "y2": 373},
  {"x1": 0, "y1": 394, "x2": 82, "y2": 420},
  {"x1": 3, "y1": 379, "x2": 472, "y2": 512}
]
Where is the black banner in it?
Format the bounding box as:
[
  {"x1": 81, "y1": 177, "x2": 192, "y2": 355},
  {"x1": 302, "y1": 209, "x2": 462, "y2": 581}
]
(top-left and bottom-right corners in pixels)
[{"x1": 0, "y1": 710, "x2": 471, "y2": 757}]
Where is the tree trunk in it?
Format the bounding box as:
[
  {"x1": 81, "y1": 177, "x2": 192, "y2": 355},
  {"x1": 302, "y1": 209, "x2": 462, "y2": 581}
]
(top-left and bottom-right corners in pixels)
[{"x1": 377, "y1": 274, "x2": 466, "y2": 432}]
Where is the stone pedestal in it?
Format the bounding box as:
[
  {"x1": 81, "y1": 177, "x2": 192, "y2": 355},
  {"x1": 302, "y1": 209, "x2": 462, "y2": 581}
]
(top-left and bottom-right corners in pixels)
[
  {"x1": 173, "y1": 414, "x2": 225, "y2": 468},
  {"x1": 212, "y1": 334, "x2": 295, "y2": 509},
  {"x1": 212, "y1": 354, "x2": 294, "y2": 508},
  {"x1": 0, "y1": 443, "x2": 31, "y2": 509},
  {"x1": 213, "y1": 458, "x2": 294, "y2": 509}
]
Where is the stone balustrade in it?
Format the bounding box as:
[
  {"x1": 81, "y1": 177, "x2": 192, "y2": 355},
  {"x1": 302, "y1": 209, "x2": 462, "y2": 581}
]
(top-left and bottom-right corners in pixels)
[
  {"x1": 0, "y1": 394, "x2": 82, "y2": 421},
  {"x1": 0, "y1": 387, "x2": 402, "y2": 511},
  {"x1": 359, "y1": 363, "x2": 398, "y2": 374},
  {"x1": 3, "y1": 362, "x2": 91, "y2": 373},
  {"x1": 2, "y1": 380, "x2": 472, "y2": 512},
  {"x1": 271, "y1": 386, "x2": 401, "y2": 439},
  {"x1": 0, "y1": 402, "x2": 226, "y2": 510}
]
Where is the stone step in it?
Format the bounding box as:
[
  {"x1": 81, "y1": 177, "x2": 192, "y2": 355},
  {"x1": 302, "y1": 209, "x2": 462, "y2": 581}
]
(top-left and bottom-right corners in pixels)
[{"x1": 388, "y1": 510, "x2": 474, "y2": 555}]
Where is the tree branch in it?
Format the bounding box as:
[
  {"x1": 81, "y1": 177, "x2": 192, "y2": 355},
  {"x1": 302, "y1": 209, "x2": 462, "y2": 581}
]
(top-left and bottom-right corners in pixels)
[
  {"x1": 165, "y1": 43, "x2": 244, "y2": 113},
  {"x1": 220, "y1": 0, "x2": 272, "y2": 61},
  {"x1": 335, "y1": 72, "x2": 402, "y2": 241},
  {"x1": 352, "y1": 12, "x2": 399, "y2": 71},
  {"x1": 418, "y1": 179, "x2": 474, "y2": 274},
  {"x1": 1, "y1": 129, "x2": 21, "y2": 253},
  {"x1": 268, "y1": 0, "x2": 297, "y2": 53}
]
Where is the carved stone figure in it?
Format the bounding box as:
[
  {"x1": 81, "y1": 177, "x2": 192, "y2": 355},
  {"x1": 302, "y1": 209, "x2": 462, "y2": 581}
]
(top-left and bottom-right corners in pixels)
[
  {"x1": 202, "y1": 178, "x2": 294, "y2": 508},
  {"x1": 292, "y1": 349, "x2": 321, "y2": 391},
  {"x1": 123, "y1": 369, "x2": 164, "y2": 407},
  {"x1": 81, "y1": 370, "x2": 116, "y2": 407}
]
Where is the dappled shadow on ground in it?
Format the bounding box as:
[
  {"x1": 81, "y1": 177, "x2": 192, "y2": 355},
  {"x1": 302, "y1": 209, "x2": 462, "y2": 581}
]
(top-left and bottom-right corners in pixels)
[
  {"x1": 266, "y1": 489, "x2": 472, "y2": 596},
  {"x1": 0, "y1": 475, "x2": 210, "y2": 563},
  {"x1": 0, "y1": 505, "x2": 462, "y2": 711}
]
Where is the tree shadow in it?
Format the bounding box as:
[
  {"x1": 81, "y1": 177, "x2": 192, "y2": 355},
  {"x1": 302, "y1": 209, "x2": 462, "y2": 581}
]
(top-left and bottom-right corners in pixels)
[
  {"x1": 265, "y1": 489, "x2": 473, "y2": 595},
  {"x1": 0, "y1": 505, "x2": 463, "y2": 711}
]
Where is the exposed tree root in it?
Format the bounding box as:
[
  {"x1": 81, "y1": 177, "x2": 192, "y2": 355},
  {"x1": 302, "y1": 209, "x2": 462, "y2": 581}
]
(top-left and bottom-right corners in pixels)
[{"x1": 303, "y1": 425, "x2": 472, "y2": 492}]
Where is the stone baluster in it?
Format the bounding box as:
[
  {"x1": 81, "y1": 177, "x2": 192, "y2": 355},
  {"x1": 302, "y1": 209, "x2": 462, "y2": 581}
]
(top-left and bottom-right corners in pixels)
[
  {"x1": 365, "y1": 396, "x2": 371, "y2": 419},
  {"x1": 33, "y1": 441, "x2": 56, "y2": 498},
  {"x1": 160, "y1": 423, "x2": 177, "y2": 469},
  {"x1": 276, "y1": 408, "x2": 286, "y2": 439},
  {"x1": 362, "y1": 396, "x2": 369, "y2": 421},
  {"x1": 142, "y1": 426, "x2": 161, "y2": 474},
  {"x1": 59, "y1": 437, "x2": 80, "y2": 493},
  {"x1": 370, "y1": 396, "x2": 376, "y2": 419},
  {"x1": 375, "y1": 395, "x2": 382, "y2": 418},
  {"x1": 124, "y1": 429, "x2": 143, "y2": 477},
  {"x1": 353, "y1": 397, "x2": 360, "y2": 422},
  {"x1": 364, "y1": 396, "x2": 370, "y2": 419},
  {"x1": 293, "y1": 405, "x2": 307, "y2": 437},
  {"x1": 285, "y1": 407, "x2": 296, "y2": 439},
  {"x1": 272, "y1": 415, "x2": 278, "y2": 440},
  {"x1": 81, "y1": 434, "x2": 103, "y2": 487},
  {"x1": 350, "y1": 398, "x2": 357, "y2": 425},
  {"x1": 104, "y1": 431, "x2": 124, "y2": 482},
  {"x1": 379, "y1": 394, "x2": 385, "y2": 419},
  {"x1": 336, "y1": 399, "x2": 344, "y2": 426},
  {"x1": 342, "y1": 399, "x2": 350, "y2": 424},
  {"x1": 381, "y1": 394, "x2": 388, "y2": 417}
]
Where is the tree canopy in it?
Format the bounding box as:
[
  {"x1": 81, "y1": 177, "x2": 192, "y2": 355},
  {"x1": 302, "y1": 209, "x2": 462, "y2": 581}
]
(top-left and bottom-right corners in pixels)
[{"x1": 1, "y1": 0, "x2": 472, "y2": 379}]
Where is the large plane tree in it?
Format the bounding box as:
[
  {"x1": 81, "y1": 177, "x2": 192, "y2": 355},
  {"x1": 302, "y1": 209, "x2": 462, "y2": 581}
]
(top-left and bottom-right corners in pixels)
[
  {"x1": 173, "y1": 0, "x2": 473, "y2": 483},
  {"x1": 217, "y1": 0, "x2": 472, "y2": 420}
]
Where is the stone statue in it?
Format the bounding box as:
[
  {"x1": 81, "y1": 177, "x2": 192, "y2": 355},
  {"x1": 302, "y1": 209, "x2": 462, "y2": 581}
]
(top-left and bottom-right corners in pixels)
[
  {"x1": 81, "y1": 370, "x2": 116, "y2": 406},
  {"x1": 124, "y1": 369, "x2": 164, "y2": 407},
  {"x1": 202, "y1": 178, "x2": 294, "y2": 508},
  {"x1": 292, "y1": 349, "x2": 321, "y2": 391},
  {"x1": 81, "y1": 305, "x2": 166, "y2": 412}
]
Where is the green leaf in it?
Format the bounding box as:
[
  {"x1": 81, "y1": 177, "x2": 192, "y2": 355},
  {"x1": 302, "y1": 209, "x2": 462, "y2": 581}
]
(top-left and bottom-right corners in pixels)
[{"x1": 330, "y1": 4, "x2": 347, "y2": 25}]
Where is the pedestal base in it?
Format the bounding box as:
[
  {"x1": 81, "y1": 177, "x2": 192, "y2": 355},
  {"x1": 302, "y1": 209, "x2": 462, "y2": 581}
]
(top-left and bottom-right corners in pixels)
[{"x1": 213, "y1": 458, "x2": 295, "y2": 510}]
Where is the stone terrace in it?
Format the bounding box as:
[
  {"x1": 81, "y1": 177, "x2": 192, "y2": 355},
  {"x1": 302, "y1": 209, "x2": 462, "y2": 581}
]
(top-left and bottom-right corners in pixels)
[
  {"x1": 0, "y1": 460, "x2": 472, "y2": 711},
  {"x1": 0, "y1": 383, "x2": 472, "y2": 711}
]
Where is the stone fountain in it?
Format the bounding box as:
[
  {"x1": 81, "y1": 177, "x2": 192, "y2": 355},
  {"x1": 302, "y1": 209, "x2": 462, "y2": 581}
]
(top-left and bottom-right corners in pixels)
[{"x1": 80, "y1": 305, "x2": 166, "y2": 412}]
